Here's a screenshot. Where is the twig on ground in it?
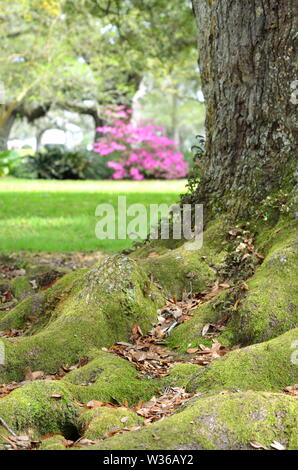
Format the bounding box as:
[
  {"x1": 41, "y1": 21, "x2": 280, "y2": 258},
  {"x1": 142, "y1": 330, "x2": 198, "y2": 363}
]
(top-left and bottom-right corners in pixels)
[{"x1": 0, "y1": 416, "x2": 17, "y2": 437}]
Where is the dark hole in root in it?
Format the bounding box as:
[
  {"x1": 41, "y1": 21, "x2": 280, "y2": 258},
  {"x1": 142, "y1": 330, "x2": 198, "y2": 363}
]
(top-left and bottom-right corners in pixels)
[{"x1": 61, "y1": 423, "x2": 80, "y2": 442}]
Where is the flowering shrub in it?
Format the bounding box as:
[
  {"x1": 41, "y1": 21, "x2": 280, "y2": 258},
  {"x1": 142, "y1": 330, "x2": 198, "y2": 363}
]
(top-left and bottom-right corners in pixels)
[{"x1": 93, "y1": 106, "x2": 188, "y2": 180}]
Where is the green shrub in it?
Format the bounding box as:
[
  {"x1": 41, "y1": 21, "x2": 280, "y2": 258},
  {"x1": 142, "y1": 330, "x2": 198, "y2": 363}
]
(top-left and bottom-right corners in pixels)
[{"x1": 0, "y1": 150, "x2": 23, "y2": 176}]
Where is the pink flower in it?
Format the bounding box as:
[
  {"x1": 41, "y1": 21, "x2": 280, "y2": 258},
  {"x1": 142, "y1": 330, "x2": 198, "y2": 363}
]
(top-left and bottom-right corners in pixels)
[
  {"x1": 93, "y1": 107, "x2": 189, "y2": 180},
  {"x1": 130, "y1": 167, "x2": 144, "y2": 180}
]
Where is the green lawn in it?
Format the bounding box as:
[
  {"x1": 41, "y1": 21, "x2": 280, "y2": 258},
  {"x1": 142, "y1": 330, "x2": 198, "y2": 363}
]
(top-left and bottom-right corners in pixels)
[{"x1": 0, "y1": 178, "x2": 186, "y2": 253}]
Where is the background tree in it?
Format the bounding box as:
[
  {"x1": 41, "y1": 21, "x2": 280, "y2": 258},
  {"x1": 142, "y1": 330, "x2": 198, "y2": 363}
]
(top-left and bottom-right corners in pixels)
[
  {"x1": 0, "y1": 0, "x2": 69, "y2": 149},
  {"x1": 0, "y1": 0, "x2": 197, "y2": 150}
]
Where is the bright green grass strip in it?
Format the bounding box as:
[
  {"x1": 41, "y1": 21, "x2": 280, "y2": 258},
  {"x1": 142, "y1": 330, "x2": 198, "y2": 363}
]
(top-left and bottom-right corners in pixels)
[{"x1": 0, "y1": 179, "x2": 186, "y2": 253}]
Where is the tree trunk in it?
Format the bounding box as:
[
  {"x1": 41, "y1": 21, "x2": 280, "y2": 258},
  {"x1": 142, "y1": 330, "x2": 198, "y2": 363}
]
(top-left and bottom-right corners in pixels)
[
  {"x1": 171, "y1": 91, "x2": 180, "y2": 144},
  {"x1": 191, "y1": 0, "x2": 297, "y2": 216},
  {"x1": 93, "y1": 113, "x2": 106, "y2": 143}
]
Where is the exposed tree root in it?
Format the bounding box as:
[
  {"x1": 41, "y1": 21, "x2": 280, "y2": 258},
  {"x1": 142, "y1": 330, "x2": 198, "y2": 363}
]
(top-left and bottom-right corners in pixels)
[{"x1": 0, "y1": 214, "x2": 297, "y2": 450}]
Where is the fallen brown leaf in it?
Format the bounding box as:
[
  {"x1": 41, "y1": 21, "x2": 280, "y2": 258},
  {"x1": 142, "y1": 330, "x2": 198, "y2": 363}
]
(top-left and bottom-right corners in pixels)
[
  {"x1": 86, "y1": 400, "x2": 104, "y2": 409},
  {"x1": 249, "y1": 440, "x2": 268, "y2": 450},
  {"x1": 187, "y1": 348, "x2": 199, "y2": 354}
]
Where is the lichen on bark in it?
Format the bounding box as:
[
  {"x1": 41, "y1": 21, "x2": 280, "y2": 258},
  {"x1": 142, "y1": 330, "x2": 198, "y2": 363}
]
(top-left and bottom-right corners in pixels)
[{"x1": 189, "y1": 0, "x2": 297, "y2": 217}]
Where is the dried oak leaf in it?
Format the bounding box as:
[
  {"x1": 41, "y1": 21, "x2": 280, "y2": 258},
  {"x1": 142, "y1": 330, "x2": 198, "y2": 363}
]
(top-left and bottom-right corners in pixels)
[
  {"x1": 86, "y1": 400, "x2": 103, "y2": 409},
  {"x1": 249, "y1": 440, "x2": 268, "y2": 450}
]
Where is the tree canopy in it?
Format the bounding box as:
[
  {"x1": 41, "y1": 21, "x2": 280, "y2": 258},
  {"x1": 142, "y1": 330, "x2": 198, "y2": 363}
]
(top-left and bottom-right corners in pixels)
[{"x1": 0, "y1": 0, "x2": 197, "y2": 148}]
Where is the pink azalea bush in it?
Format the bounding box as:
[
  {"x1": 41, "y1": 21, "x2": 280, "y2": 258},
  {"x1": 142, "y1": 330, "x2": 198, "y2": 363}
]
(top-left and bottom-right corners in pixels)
[{"x1": 93, "y1": 106, "x2": 188, "y2": 180}]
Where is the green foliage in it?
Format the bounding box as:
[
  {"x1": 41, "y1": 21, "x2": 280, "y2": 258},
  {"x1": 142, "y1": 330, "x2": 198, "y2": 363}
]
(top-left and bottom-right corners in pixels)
[
  {"x1": 0, "y1": 0, "x2": 196, "y2": 129},
  {"x1": 255, "y1": 190, "x2": 294, "y2": 221},
  {"x1": 18, "y1": 147, "x2": 113, "y2": 180},
  {"x1": 185, "y1": 134, "x2": 205, "y2": 195},
  {"x1": 0, "y1": 150, "x2": 22, "y2": 176}
]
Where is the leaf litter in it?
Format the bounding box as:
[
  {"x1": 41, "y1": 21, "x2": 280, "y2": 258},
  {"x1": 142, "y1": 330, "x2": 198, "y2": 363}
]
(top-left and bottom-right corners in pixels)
[{"x1": 0, "y1": 275, "x2": 239, "y2": 449}]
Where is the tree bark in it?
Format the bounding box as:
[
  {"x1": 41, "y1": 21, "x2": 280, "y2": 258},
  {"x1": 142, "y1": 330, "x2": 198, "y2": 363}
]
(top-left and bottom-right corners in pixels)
[
  {"x1": 0, "y1": 113, "x2": 15, "y2": 151},
  {"x1": 0, "y1": 103, "x2": 51, "y2": 152},
  {"x1": 191, "y1": 0, "x2": 297, "y2": 216}
]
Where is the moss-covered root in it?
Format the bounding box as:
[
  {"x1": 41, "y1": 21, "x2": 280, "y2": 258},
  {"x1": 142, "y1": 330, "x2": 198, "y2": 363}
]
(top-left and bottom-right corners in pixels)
[
  {"x1": 10, "y1": 276, "x2": 34, "y2": 301},
  {"x1": 0, "y1": 381, "x2": 79, "y2": 439},
  {"x1": 38, "y1": 435, "x2": 68, "y2": 450},
  {"x1": 220, "y1": 223, "x2": 298, "y2": 345},
  {"x1": 78, "y1": 407, "x2": 143, "y2": 440},
  {"x1": 0, "y1": 255, "x2": 164, "y2": 384},
  {"x1": 0, "y1": 269, "x2": 85, "y2": 331},
  {"x1": 0, "y1": 427, "x2": 10, "y2": 450},
  {"x1": 63, "y1": 354, "x2": 200, "y2": 408},
  {"x1": 138, "y1": 246, "x2": 216, "y2": 298},
  {"x1": 63, "y1": 350, "x2": 162, "y2": 407},
  {"x1": 2, "y1": 263, "x2": 70, "y2": 304},
  {"x1": 167, "y1": 294, "x2": 226, "y2": 352},
  {"x1": 187, "y1": 328, "x2": 298, "y2": 394},
  {"x1": 87, "y1": 391, "x2": 298, "y2": 450}
]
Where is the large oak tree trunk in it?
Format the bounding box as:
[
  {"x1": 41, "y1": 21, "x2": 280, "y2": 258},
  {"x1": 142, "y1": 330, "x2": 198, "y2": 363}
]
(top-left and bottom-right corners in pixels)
[{"x1": 191, "y1": 0, "x2": 297, "y2": 216}]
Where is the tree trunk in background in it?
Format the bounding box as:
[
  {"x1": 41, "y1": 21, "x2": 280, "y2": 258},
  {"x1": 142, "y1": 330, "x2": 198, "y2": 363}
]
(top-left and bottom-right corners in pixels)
[
  {"x1": 171, "y1": 91, "x2": 180, "y2": 144},
  {"x1": 191, "y1": 0, "x2": 297, "y2": 217},
  {"x1": 93, "y1": 114, "x2": 106, "y2": 143}
]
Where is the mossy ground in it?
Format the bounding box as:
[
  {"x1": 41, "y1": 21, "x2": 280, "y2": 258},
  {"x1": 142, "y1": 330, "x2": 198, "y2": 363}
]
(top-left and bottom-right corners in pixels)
[
  {"x1": 0, "y1": 426, "x2": 10, "y2": 450},
  {"x1": 78, "y1": 407, "x2": 143, "y2": 440},
  {"x1": 0, "y1": 381, "x2": 79, "y2": 439},
  {"x1": 63, "y1": 350, "x2": 162, "y2": 407},
  {"x1": 38, "y1": 435, "x2": 68, "y2": 450},
  {"x1": 220, "y1": 220, "x2": 298, "y2": 346},
  {"x1": 0, "y1": 211, "x2": 297, "y2": 449},
  {"x1": 86, "y1": 391, "x2": 298, "y2": 450},
  {"x1": 0, "y1": 256, "x2": 164, "y2": 383},
  {"x1": 187, "y1": 328, "x2": 298, "y2": 394},
  {"x1": 166, "y1": 296, "x2": 225, "y2": 352}
]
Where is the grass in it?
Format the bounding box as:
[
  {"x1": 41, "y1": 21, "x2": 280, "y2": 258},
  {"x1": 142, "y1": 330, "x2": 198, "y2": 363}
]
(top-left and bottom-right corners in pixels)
[{"x1": 0, "y1": 178, "x2": 187, "y2": 253}]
